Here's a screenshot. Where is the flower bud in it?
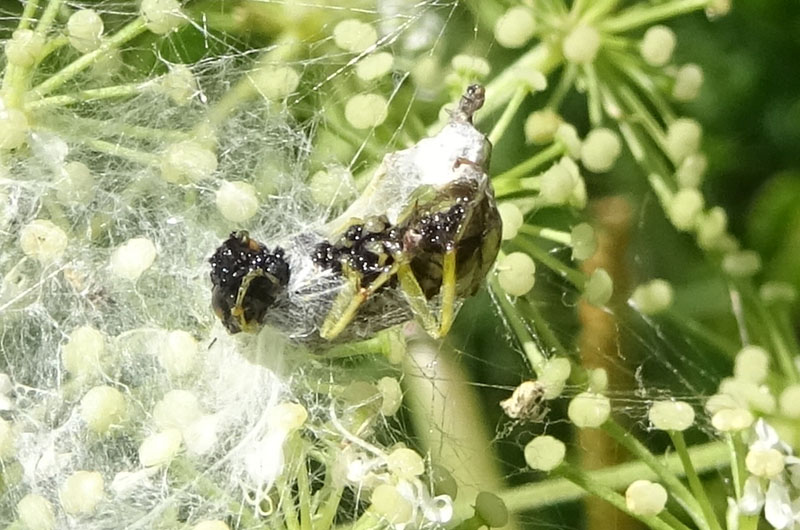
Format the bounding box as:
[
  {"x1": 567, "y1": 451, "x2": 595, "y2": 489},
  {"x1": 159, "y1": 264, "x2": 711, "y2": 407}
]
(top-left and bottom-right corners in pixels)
[
  {"x1": 778, "y1": 385, "x2": 800, "y2": 419},
  {"x1": 722, "y1": 250, "x2": 761, "y2": 278},
  {"x1": 563, "y1": 25, "x2": 601, "y2": 64},
  {"x1": 556, "y1": 123, "x2": 582, "y2": 158},
  {"x1": 570, "y1": 223, "x2": 597, "y2": 261},
  {"x1": 734, "y1": 346, "x2": 770, "y2": 384},
  {"x1": 334, "y1": 19, "x2": 377, "y2": 53},
  {"x1": 540, "y1": 161, "x2": 579, "y2": 204},
  {"x1": 667, "y1": 188, "x2": 704, "y2": 231},
  {"x1": 309, "y1": 167, "x2": 356, "y2": 207},
  {"x1": 494, "y1": 7, "x2": 536, "y2": 48},
  {"x1": 216, "y1": 181, "x2": 259, "y2": 223},
  {"x1": 158, "y1": 330, "x2": 198, "y2": 378},
  {"x1": 588, "y1": 368, "x2": 608, "y2": 393},
  {"x1": 20, "y1": 219, "x2": 68, "y2": 263},
  {"x1": 153, "y1": 390, "x2": 201, "y2": 431},
  {"x1": 356, "y1": 52, "x2": 394, "y2": 81},
  {"x1": 4, "y1": 29, "x2": 44, "y2": 67},
  {"x1": 161, "y1": 64, "x2": 197, "y2": 105},
  {"x1": 580, "y1": 128, "x2": 622, "y2": 173},
  {"x1": 675, "y1": 153, "x2": 707, "y2": 188},
  {"x1": 711, "y1": 408, "x2": 754, "y2": 432},
  {"x1": 497, "y1": 252, "x2": 536, "y2": 296},
  {"x1": 540, "y1": 358, "x2": 572, "y2": 398},
  {"x1": 248, "y1": 66, "x2": 300, "y2": 100},
  {"x1": 625, "y1": 480, "x2": 667, "y2": 516},
  {"x1": 60, "y1": 470, "x2": 104, "y2": 515},
  {"x1": 110, "y1": 237, "x2": 157, "y2": 280},
  {"x1": 160, "y1": 140, "x2": 218, "y2": 183},
  {"x1": 640, "y1": 26, "x2": 676, "y2": 67},
  {"x1": 80, "y1": 386, "x2": 126, "y2": 434},
  {"x1": 706, "y1": 0, "x2": 731, "y2": 18},
  {"x1": 139, "y1": 429, "x2": 182, "y2": 467},
  {"x1": 760, "y1": 281, "x2": 797, "y2": 305},
  {"x1": 583, "y1": 268, "x2": 613, "y2": 307},
  {"x1": 524, "y1": 109, "x2": 562, "y2": 145},
  {"x1": 451, "y1": 54, "x2": 491, "y2": 78},
  {"x1": 745, "y1": 448, "x2": 785, "y2": 478},
  {"x1": 268, "y1": 402, "x2": 308, "y2": 432},
  {"x1": 62, "y1": 325, "x2": 105, "y2": 378},
  {"x1": 524, "y1": 435, "x2": 566, "y2": 471},
  {"x1": 183, "y1": 414, "x2": 218, "y2": 456},
  {"x1": 630, "y1": 279, "x2": 674, "y2": 315},
  {"x1": 666, "y1": 118, "x2": 702, "y2": 163},
  {"x1": 0, "y1": 108, "x2": 29, "y2": 150},
  {"x1": 345, "y1": 93, "x2": 388, "y2": 129},
  {"x1": 697, "y1": 207, "x2": 728, "y2": 249},
  {"x1": 377, "y1": 377, "x2": 403, "y2": 416},
  {"x1": 17, "y1": 494, "x2": 55, "y2": 530},
  {"x1": 498, "y1": 203, "x2": 524, "y2": 240},
  {"x1": 388, "y1": 447, "x2": 425, "y2": 479},
  {"x1": 673, "y1": 64, "x2": 704, "y2": 101},
  {"x1": 649, "y1": 400, "x2": 695, "y2": 431},
  {"x1": 568, "y1": 392, "x2": 611, "y2": 428},
  {"x1": 67, "y1": 10, "x2": 104, "y2": 53},
  {"x1": 141, "y1": 0, "x2": 184, "y2": 34},
  {"x1": 371, "y1": 484, "x2": 414, "y2": 523},
  {"x1": 56, "y1": 161, "x2": 95, "y2": 204},
  {"x1": 475, "y1": 492, "x2": 509, "y2": 528}
]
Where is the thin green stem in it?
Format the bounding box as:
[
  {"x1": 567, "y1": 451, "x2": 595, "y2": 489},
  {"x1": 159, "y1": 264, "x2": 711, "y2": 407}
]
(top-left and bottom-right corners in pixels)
[
  {"x1": 278, "y1": 473, "x2": 301, "y2": 530},
  {"x1": 26, "y1": 82, "x2": 152, "y2": 109},
  {"x1": 519, "y1": 297, "x2": 570, "y2": 357},
  {"x1": 17, "y1": 0, "x2": 41, "y2": 30},
  {"x1": 518, "y1": 224, "x2": 573, "y2": 246},
  {"x1": 727, "y1": 432, "x2": 746, "y2": 500},
  {"x1": 669, "y1": 431, "x2": 724, "y2": 530},
  {"x1": 489, "y1": 274, "x2": 548, "y2": 374},
  {"x1": 493, "y1": 142, "x2": 566, "y2": 184},
  {"x1": 603, "y1": 419, "x2": 711, "y2": 530},
  {"x1": 31, "y1": 17, "x2": 149, "y2": 98},
  {"x1": 602, "y1": 0, "x2": 710, "y2": 33},
  {"x1": 583, "y1": 63, "x2": 603, "y2": 126},
  {"x1": 80, "y1": 138, "x2": 161, "y2": 166},
  {"x1": 515, "y1": 236, "x2": 586, "y2": 288},
  {"x1": 314, "y1": 483, "x2": 344, "y2": 530},
  {"x1": 42, "y1": 114, "x2": 189, "y2": 142},
  {"x1": 296, "y1": 459, "x2": 313, "y2": 530},
  {"x1": 558, "y1": 464, "x2": 683, "y2": 530},
  {"x1": 488, "y1": 85, "x2": 528, "y2": 145},
  {"x1": 661, "y1": 308, "x2": 740, "y2": 357},
  {"x1": 547, "y1": 63, "x2": 578, "y2": 109},
  {"x1": 34, "y1": 0, "x2": 64, "y2": 35}
]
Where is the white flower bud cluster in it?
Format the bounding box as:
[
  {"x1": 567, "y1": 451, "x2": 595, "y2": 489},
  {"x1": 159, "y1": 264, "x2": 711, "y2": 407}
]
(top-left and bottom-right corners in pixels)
[
  {"x1": 80, "y1": 385, "x2": 127, "y2": 434},
  {"x1": 583, "y1": 268, "x2": 613, "y2": 307},
  {"x1": 20, "y1": 219, "x2": 68, "y2": 263},
  {"x1": 61, "y1": 325, "x2": 106, "y2": 380},
  {"x1": 630, "y1": 279, "x2": 674, "y2": 315},
  {"x1": 161, "y1": 64, "x2": 198, "y2": 105},
  {"x1": 626, "y1": 480, "x2": 668, "y2": 516},
  {"x1": 539, "y1": 157, "x2": 586, "y2": 207},
  {"x1": 648, "y1": 400, "x2": 695, "y2": 431},
  {"x1": 580, "y1": 128, "x2": 622, "y2": 173},
  {"x1": 60, "y1": 470, "x2": 105, "y2": 515},
  {"x1": 4, "y1": 29, "x2": 44, "y2": 67},
  {"x1": 525, "y1": 435, "x2": 566, "y2": 471},
  {"x1": 110, "y1": 237, "x2": 157, "y2": 280},
  {"x1": 67, "y1": 10, "x2": 104, "y2": 53},
  {"x1": 673, "y1": 64, "x2": 704, "y2": 101},
  {"x1": 568, "y1": 392, "x2": 611, "y2": 428},
  {"x1": 540, "y1": 357, "x2": 572, "y2": 399},
  {"x1": 141, "y1": 0, "x2": 184, "y2": 35},
  {"x1": 525, "y1": 109, "x2": 562, "y2": 145},
  {"x1": 356, "y1": 52, "x2": 394, "y2": 81},
  {"x1": 17, "y1": 494, "x2": 56, "y2": 530},
  {"x1": 345, "y1": 93, "x2": 389, "y2": 129},
  {"x1": 563, "y1": 25, "x2": 601, "y2": 64},
  {"x1": 498, "y1": 203, "x2": 524, "y2": 240},
  {"x1": 334, "y1": 19, "x2": 378, "y2": 53},
  {"x1": 497, "y1": 252, "x2": 536, "y2": 296},
  {"x1": 216, "y1": 181, "x2": 259, "y2": 223},
  {"x1": 570, "y1": 223, "x2": 597, "y2": 261},
  {"x1": 160, "y1": 140, "x2": 218, "y2": 183},
  {"x1": 640, "y1": 26, "x2": 676, "y2": 67},
  {"x1": 494, "y1": 7, "x2": 537, "y2": 49},
  {"x1": 722, "y1": 250, "x2": 762, "y2": 278},
  {"x1": 248, "y1": 66, "x2": 300, "y2": 101}
]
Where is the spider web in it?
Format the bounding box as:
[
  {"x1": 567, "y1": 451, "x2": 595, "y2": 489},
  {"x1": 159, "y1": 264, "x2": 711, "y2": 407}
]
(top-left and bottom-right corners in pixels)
[{"x1": 0, "y1": 1, "x2": 737, "y2": 529}]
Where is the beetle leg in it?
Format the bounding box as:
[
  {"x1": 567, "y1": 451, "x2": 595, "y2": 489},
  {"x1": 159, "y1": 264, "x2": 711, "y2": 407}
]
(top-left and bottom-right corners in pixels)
[{"x1": 397, "y1": 247, "x2": 457, "y2": 339}]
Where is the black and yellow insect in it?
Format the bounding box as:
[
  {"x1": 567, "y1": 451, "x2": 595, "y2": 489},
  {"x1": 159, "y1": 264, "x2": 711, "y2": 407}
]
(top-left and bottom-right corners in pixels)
[{"x1": 209, "y1": 85, "x2": 501, "y2": 341}]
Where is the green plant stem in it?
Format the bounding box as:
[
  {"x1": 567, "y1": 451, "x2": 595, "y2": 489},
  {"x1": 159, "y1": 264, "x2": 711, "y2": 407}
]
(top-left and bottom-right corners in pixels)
[
  {"x1": 18, "y1": 0, "x2": 41, "y2": 30},
  {"x1": 669, "y1": 431, "x2": 724, "y2": 530},
  {"x1": 296, "y1": 459, "x2": 313, "y2": 530},
  {"x1": 26, "y1": 82, "x2": 152, "y2": 109},
  {"x1": 488, "y1": 85, "x2": 528, "y2": 145},
  {"x1": 602, "y1": 0, "x2": 710, "y2": 33},
  {"x1": 518, "y1": 224, "x2": 573, "y2": 246},
  {"x1": 519, "y1": 297, "x2": 570, "y2": 357},
  {"x1": 278, "y1": 473, "x2": 301, "y2": 530},
  {"x1": 78, "y1": 137, "x2": 161, "y2": 166},
  {"x1": 514, "y1": 236, "x2": 586, "y2": 288},
  {"x1": 490, "y1": 275, "x2": 547, "y2": 374},
  {"x1": 43, "y1": 114, "x2": 189, "y2": 142},
  {"x1": 557, "y1": 464, "x2": 686, "y2": 530},
  {"x1": 727, "y1": 432, "x2": 746, "y2": 500},
  {"x1": 661, "y1": 308, "x2": 740, "y2": 357},
  {"x1": 547, "y1": 63, "x2": 578, "y2": 109},
  {"x1": 315, "y1": 483, "x2": 345, "y2": 530},
  {"x1": 583, "y1": 63, "x2": 603, "y2": 126},
  {"x1": 31, "y1": 17, "x2": 149, "y2": 98},
  {"x1": 493, "y1": 142, "x2": 566, "y2": 183},
  {"x1": 603, "y1": 419, "x2": 711, "y2": 530},
  {"x1": 34, "y1": 0, "x2": 63, "y2": 35}
]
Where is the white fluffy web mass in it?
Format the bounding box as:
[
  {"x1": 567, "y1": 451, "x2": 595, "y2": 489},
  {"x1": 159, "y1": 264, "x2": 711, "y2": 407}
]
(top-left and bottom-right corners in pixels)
[{"x1": 2, "y1": 1, "x2": 798, "y2": 530}]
